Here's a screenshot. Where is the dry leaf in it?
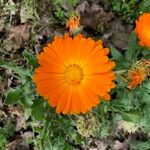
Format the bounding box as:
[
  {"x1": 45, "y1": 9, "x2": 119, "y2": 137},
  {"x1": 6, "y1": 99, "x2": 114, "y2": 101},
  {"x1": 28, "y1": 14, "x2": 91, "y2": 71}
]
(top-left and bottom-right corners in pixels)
[
  {"x1": 76, "y1": 1, "x2": 114, "y2": 29},
  {"x1": 5, "y1": 24, "x2": 31, "y2": 51},
  {"x1": 20, "y1": 4, "x2": 29, "y2": 23},
  {"x1": 60, "y1": 0, "x2": 74, "y2": 11},
  {"x1": 8, "y1": 106, "x2": 26, "y2": 131},
  {"x1": 0, "y1": 17, "x2": 5, "y2": 32},
  {"x1": 6, "y1": 138, "x2": 29, "y2": 150},
  {"x1": 111, "y1": 32, "x2": 129, "y2": 50},
  {"x1": 95, "y1": 140, "x2": 107, "y2": 150},
  {"x1": 114, "y1": 140, "x2": 124, "y2": 150},
  {"x1": 21, "y1": 131, "x2": 34, "y2": 140},
  {"x1": 114, "y1": 140, "x2": 129, "y2": 150}
]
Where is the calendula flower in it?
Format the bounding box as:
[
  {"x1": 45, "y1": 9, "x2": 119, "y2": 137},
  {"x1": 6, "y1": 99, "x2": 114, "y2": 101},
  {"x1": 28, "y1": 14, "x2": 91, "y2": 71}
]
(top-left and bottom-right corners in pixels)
[
  {"x1": 76, "y1": 113, "x2": 96, "y2": 137},
  {"x1": 118, "y1": 120, "x2": 139, "y2": 133},
  {"x1": 128, "y1": 59, "x2": 150, "y2": 89},
  {"x1": 33, "y1": 34, "x2": 115, "y2": 114},
  {"x1": 66, "y1": 16, "x2": 80, "y2": 32},
  {"x1": 135, "y1": 13, "x2": 150, "y2": 49}
]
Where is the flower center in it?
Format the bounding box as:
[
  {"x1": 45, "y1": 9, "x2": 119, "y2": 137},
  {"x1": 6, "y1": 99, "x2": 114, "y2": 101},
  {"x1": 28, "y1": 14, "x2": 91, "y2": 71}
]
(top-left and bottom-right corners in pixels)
[{"x1": 64, "y1": 64, "x2": 83, "y2": 85}]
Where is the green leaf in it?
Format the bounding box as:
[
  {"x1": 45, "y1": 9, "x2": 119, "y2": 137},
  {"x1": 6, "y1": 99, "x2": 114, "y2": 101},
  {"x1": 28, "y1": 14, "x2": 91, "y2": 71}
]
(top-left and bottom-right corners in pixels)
[
  {"x1": 5, "y1": 88, "x2": 23, "y2": 105},
  {"x1": 142, "y1": 105, "x2": 150, "y2": 127},
  {"x1": 23, "y1": 50, "x2": 38, "y2": 69},
  {"x1": 31, "y1": 98, "x2": 47, "y2": 121},
  {"x1": 143, "y1": 81, "x2": 150, "y2": 90},
  {"x1": 142, "y1": 48, "x2": 150, "y2": 59},
  {"x1": 125, "y1": 31, "x2": 139, "y2": 61},
  {"x1": 74, "y1": 134, "x2": 84, "y2": 145},
  {"x1": 139, "y1": 0, "x2": 150, "y2": 12},
  {"x1": 24, "y1": 108, "x2": 31, "y2": 120},
  {"x1": 64, "y1": 144, "x2": 74, "y2": 150},
  {"x1": 20, "y1": 81, "x2": 35, "y2": 108},
  {"x1": 142, "y1": 92, "x2": 150, "y2": 104},
  {"x1": 130, "y1": 139, "x2": 150, "y2": 150},
  {"x1": 110, "y1": 47, "x2": 124, "y2": 61},
  {"x1": 113, "y1": 91, "x2": 134, "y2": 111},
  {"x1": 122, "y1": 110, "x2": 142, "y2": 123},
  {"x1": 0, "y1": 60, "x2": 31, "y2": 77}
]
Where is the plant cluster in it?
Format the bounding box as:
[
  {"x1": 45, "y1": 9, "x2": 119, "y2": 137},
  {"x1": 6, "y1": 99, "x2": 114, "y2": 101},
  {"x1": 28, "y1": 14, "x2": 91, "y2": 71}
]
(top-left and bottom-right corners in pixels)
[
  {"x1": 52, "y1": 0, "x2": 79, "y2": 25},
  {"x1": 111, "y1": 0, "x2": 140, "y2": 24},
  {"x1": 0, "y1": 0, "x2": 150, "y2": 150},
  {"x1": 0, "y1": 123, "x2": 14, "y2": 149},
  {"x1": 101, "y1": 0, "x2": 150, "y2": 24},
  {"x1": 1, "y1": 28, "x2": 150, "y2": 150}
]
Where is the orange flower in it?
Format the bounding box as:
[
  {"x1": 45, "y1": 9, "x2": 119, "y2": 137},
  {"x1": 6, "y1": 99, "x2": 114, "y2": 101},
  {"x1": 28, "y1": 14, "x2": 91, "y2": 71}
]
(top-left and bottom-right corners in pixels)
[
  {"x1": 135, "y1": 13, "x2": 150, "y2": 49},
  {"x1": 33, "y1": 34, "x2": 115, "y2": 114},
  {"x1": 128, "y1": 59, "x2": 150, "y2": 89},
  {"x1": 66, "y1": 16, "x2": 80, "y2": 32},
  {"x1": 128, "y1": 69, "x2": 146, "y2": 89}
]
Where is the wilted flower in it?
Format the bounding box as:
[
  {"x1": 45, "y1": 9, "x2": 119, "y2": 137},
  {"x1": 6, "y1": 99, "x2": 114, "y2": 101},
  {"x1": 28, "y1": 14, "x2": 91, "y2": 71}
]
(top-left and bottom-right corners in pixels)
[
  {"x1": 66, "y1": 15, "x2": 81, "y2": 33},
  {"x1": 128, "y1": 59, "x2": 150, "y2": 89},
  {"x1": 76, "y1": 113, "x2": 96, "y2": 137},
  {"x1": 135, "y1": 13, "x2": 150, "y2": 49},
  {"x1": 33, "y1": 34, "x2": 115, "y2": 114}
]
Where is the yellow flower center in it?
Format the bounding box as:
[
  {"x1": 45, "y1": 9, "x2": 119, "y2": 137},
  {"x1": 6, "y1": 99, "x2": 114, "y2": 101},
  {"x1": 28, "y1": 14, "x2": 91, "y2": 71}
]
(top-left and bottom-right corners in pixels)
[{"x1": 64, "y1": 64, "x2": 83, "y2": 85}]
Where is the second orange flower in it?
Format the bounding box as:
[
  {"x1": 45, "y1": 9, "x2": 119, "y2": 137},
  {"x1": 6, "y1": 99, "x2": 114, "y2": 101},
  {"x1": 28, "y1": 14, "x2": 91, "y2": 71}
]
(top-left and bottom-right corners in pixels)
[{"x1": 135, "y1": 13, "x2": 150, "y2": 49}]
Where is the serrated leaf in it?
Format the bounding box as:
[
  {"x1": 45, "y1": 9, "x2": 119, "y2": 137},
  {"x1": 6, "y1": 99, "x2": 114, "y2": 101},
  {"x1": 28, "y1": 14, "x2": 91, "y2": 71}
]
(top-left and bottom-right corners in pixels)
[
  {"x1": 31, "y1": 98, "x2": 46, "y2": 121},
  {"x1": 142, "y1": 48, "x2": 150, "y2": 59},
  {"x1": 110, "y1": 46, "x2": 124, "y2": 61},
  {"x1": 142, "y1": 92, "x2": 150, "y2": 104},
  {"x1": 74, "y1": 134, "x2": 83, "y2": 145},
  {"x1": 64, "y1": 144, "x2": 74, "y2": 150},
  {"x1": 23, "y1": 50, "x2": 38, "y2": 69},
  {"x1": 143, "y1": 81, "x2": 150, "y2": 90},
  {"x1": 113, "y1": 91, "x2": 134, "y2": 111},
  {"x1": 142, "y1": 105, "x2": 150, "y2": 127},
  {"x1": 5, "y1": 88, "x2": 23, "y2": 105},
  {"x1": 24, "y1": 108, "x2": 31, "y2": 120},
  {"x1": 125, "y1": 31, "x2": 139, "y2": 61},
  {"x1": 130, "y1": 139, "x2": 150, "y2": 150},
  {"x1": 122, "y1": 110, "x2": 142, "y2": 123},
  {"x1": 0, "y1": 60, "x2": 31, "y2": 77},
  {"x1": 139, "y1": 0, "x2": 150, "y2": 12},
  {"x1": 21, "y1": 94, "x2": 34, "y2": 108}
]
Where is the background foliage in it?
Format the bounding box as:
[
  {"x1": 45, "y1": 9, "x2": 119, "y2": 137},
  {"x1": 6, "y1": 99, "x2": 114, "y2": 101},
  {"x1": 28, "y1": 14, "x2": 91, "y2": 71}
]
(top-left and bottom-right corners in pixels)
[{"x1": 0, "y1": 0, "x2": 150, "y2": 149}]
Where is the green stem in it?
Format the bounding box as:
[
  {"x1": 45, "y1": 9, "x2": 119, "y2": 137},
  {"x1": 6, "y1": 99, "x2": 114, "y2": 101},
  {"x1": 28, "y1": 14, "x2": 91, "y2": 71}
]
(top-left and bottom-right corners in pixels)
[
  {"x1": 40, "y1": 110, "x2": 51, "y2": 150},
  {"x1": 115, "y1": 69, "x2": 127, "y2": 74}
]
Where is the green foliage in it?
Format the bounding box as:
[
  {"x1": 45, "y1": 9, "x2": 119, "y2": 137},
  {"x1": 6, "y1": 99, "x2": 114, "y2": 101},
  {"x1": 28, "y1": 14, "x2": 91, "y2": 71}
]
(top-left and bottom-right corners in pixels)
[
  {"x1": 1, "y1": 50, "x2": 85, "y2": 149},
  {"x1": 110, "y1": 0, "x2": 150, "y2": 24},
  {"x1": 111, "y1": 0, "x2": 140, "y2": 24},
  {"x1": 5, "y1": 87, "x2": 24, "y2": 105},
  {"x1": 54, "y1": 8, "x2": 67, "y2": 25},
  {"x1": 21, "y1": 0, "x2": 40, "y2": 23},
  {"x1": 23, "y1": 50, "x2": 38, "y2": 70},
  {"x1": 111, "y1": 47, "x2": 124, "y2": 62},
  {"x1": 139, "y1": 0, "x2": 150, "y2": 12},
  {"x1": 122, "y1": 110, "x2": 142, "y2": 123},
  {"x1": 130, "y1": 139, "x2": 150, "y2": 150},
  {"x1": 0, "y1": 60, "x2": 32, "y2": 78},
  {"x1": 2, "y1": 0, "x2": 18, "y2": 15},
  {"x1": 32, "y1": 110, "x2": 85, "y2": 149},
  {"x1": 0, "y1": 124, "x2": 15, "y2": 150},
  {"x1": 1, "y1": 0, "x2": 150, "y2": 147},
  {"x1": 52, "y1": 0, "x2": 79, "y2": 25},
  {"x1": 110, "y1": 29, "x2": 150, "y2": 138},
  {"x1": 93, "y1": 101, "x2": 114, "y2": 139},
  {"x1": 31, "y1": 98, "x2": 46, "y2": 121},
  {"x1": 1, "y1": 28, "x2": 150, "y2": 148}
]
